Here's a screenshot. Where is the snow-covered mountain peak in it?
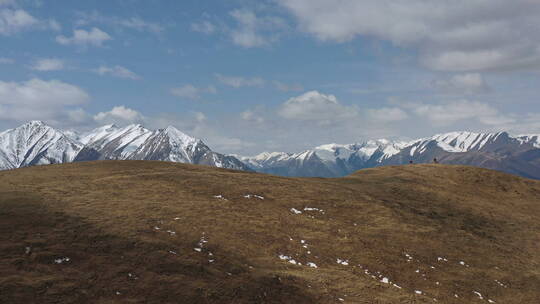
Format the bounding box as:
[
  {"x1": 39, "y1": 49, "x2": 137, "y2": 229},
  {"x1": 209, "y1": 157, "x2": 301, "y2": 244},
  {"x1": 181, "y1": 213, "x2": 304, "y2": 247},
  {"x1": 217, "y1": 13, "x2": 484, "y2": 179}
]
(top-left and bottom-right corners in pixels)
[
  {"x1": 0, "y1": 121, "x2": 249, "y2": 171},
  {"x1": 80, "y1": 124, "x2": 119, "y2": 145},
  {"x1": 25, "y1": 120, "x2": 47, "y2": 126},
  {"x1": 0, "y1": 121, "x2": 82, "y2": 169},
  {"x1": 254, "y1": 151, "x2": 290, "y2": 160},
  {"x1": 411, "y1": 131, "x2": 505, "y2": 153},
  {"x1": 162, "y1": 126, "x2": 199, "y2": 146}
]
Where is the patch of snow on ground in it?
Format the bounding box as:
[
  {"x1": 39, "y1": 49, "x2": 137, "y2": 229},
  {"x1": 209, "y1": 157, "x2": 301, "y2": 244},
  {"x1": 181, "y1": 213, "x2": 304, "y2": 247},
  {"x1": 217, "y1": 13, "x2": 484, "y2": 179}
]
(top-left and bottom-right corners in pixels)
[
  {"x1": 404, "y1": 252, "x2": 413, "y2": 262},
  {"x1": 336, "y1": 258, "x2": 349, "y2": 266},
  {"x1": 473, "y1": 291, "x2": 483, "y2": 300},
  {"x1": 437, "y1": 257, "x2": 448, "y2": 262},
  {"x1": 415, "y1": 290, "x2": 423, "y2": 295},
  {"x1": 244, "y1": 194, "x2": 264, "y2": 199},
  {"x1": 289, "y1": 259, "x2": 299, "y2": 265},
  {"x1": 380, "y1": 277, "x2": 389, "y2": 284},
  {"x1": 494, "y1": 279, "x2": 507, "y2": 288},
  {"x1": 307, "y1": 262, "x2": 318, "y2": 268},
  {"x1": 279, "y1": 254, "x2": 291, "y2": 260},
  {"x1": 303, "y1": 207, "x2": 325, "y2": 214},
  {"x1": 54, "y1": 257, "x2": 70, "y2": 264},
  {"x1": 290, "y1": 208, "x2": 302, "y2": 214},
  {"x1": 213, "y1": 195, "x2": 227, "y2": 200}
]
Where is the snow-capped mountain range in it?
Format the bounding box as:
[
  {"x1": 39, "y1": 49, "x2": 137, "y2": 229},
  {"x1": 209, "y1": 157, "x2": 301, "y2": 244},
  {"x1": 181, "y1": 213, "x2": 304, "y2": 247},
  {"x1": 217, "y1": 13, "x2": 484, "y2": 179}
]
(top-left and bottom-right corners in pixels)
[
  {"x1": 1, "y1": 121, "x2": 539, "y2": 179},
  {"x1": 0, "y1": 121, "x2": 248, "y2": 171},
  {"x1": 240, "y1": 132, "x2": 540, "y2": 179}
]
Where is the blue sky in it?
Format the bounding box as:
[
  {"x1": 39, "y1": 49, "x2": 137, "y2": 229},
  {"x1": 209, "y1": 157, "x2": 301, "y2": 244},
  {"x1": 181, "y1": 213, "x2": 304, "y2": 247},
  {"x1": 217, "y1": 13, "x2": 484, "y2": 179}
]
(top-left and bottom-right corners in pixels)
[{"x1": 1, "y1": 0, "x2": 540, "y2": 154}]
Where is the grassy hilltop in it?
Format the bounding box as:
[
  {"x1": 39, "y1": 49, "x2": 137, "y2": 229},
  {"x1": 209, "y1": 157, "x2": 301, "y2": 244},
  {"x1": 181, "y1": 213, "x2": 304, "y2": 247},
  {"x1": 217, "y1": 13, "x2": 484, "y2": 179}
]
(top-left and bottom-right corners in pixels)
[{"x1": 1, "y1": 161, "x2": 539, "y2": 303}]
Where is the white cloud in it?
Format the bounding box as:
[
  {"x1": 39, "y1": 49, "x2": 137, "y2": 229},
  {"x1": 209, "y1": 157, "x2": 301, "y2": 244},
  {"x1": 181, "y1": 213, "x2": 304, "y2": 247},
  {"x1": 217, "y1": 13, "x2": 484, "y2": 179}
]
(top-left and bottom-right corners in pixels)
[
  {"x1": 241, "y1": 110, "x2": 264, "y2": 124},
  {"x1": 433, "y1": 73, "x2": 490, "y2": 94},
  {"x1": 229, "y1": 9, "x2": 288, "y2": 48},
  {"x1": 0, "y1": 78, "x2": 89, "y2": 123},
  {"x1": 215, "y1": 74, "x2": 265, "y2": 88},
  {"x1": 75, "y1": 12, "x2": 163, "y2": 34},
  {"x1": 413, "y1": 100, "x2": 514, "y2": 126},
  {"x1": 0, "y1": 57, "x2": 13, "y2": 64},
  {"x1": 31, "y1": 58, "x2": 64, "y2": 71},
  {"x1": 273, "y1": 81, "x2": 303, "y2": 92},
  {"x1": 191, "y1": 20, "x2": 215, "y2": 34},
  {"x1": 116, "y1": 17, "x2": 163, "y2": 33},
  {"x1": 278, "y1": 0, "x2": 540, "y2": 72},
  {"x1": 94, "y1": 65, "x2": 140, "y2": 80},
  {"x1": 0, "y1": 78, "x2": 88, "y2": 107},
  {"x1": 56, "y1": 27, "x2": 112, "y2": 47},
  {"x1": 367, "y1": 107, "x2": 408, "y2": 122},
  {"x1": 0, "y1": 0, "x2": 59, "y2": 35},
  {"x1": 0, "y1": 8, "x2": 38, "y2": 35},
  {"x1": 278, "y1": 90, "x2": 358, "y2": 122},
  {"x1": 94, "y1": 106, "x2": 144, "y2": 124},
  {"x1": 170, "y1": 84, "x2": 216, "y2": 100},
  {"x1": 194, "y1": 111, "x2": 206, "y2": 123}
]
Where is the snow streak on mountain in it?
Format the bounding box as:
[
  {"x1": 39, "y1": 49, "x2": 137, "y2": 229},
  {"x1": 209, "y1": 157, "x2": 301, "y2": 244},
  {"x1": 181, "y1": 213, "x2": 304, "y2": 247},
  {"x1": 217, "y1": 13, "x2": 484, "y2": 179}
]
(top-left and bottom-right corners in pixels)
[{"x1": 0, "y1": 121, "x2": 82, "y2": 170}]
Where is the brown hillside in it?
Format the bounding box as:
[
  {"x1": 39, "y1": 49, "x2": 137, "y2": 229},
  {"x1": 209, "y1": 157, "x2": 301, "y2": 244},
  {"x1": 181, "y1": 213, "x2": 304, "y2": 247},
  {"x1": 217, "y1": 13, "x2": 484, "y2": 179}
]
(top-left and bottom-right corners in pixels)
[{"x1": 1, "y1": 161, "x2": 539, "y2": 304}]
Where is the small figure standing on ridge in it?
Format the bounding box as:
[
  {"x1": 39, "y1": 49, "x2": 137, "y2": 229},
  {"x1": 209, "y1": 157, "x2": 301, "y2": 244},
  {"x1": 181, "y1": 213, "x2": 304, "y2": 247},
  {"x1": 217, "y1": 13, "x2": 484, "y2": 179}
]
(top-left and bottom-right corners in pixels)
[
  {"x1": 433, "y1": 158, "x2": 439, "y2": 164},
  {"x1": 409, "y1": 160, "x2": 414, "y2": 164}
]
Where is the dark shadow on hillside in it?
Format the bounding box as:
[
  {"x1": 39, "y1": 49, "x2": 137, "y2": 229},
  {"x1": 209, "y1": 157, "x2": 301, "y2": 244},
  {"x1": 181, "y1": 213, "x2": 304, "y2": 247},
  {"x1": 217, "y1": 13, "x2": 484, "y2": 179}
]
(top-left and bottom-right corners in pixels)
[{"x1": 0, "y1": 192, "x2": 316, "y2": 304}]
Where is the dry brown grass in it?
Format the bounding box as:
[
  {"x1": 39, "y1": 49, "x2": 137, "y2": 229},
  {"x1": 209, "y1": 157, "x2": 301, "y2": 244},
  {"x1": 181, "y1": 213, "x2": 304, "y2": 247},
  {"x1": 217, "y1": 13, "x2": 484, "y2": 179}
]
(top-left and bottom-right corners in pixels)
[{"x1": 1, "y1": 161, "x2": 539, "y2": 303}]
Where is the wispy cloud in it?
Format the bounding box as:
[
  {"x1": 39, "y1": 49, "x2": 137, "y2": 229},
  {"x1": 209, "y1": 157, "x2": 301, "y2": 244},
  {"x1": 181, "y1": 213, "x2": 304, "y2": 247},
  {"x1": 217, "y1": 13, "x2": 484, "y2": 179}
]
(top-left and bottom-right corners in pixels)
[
  {"x1": 94, "y1": 65, "x2": 140, "y2": 80},
  {"x1": 191, "y1": 20, "x2": 215, "y2": 34},
  {"x1": 31, "y1": 58, "x2": 64, "y2": 71},
  {"x1": 56, "y1": 27, "x2": 112, "y2": 47},
  {"x1": 215, "y1": 74, "x2": 265, "y2": 88},
  {"x1": 75, "y1": 11, "x2": 164, "y2": 34},
  {"x1": 273, "y1": 81, "x2": 303, "y2": 92},
  {"x1": 228, "y1": 9, "x2": 288, "y2": 48},
  {"x1": 94, "y1": 105, "x2": 144, "y2": 124},
  {"x1": 170, "y1": 84, "x2": 216, "y2": 100}
]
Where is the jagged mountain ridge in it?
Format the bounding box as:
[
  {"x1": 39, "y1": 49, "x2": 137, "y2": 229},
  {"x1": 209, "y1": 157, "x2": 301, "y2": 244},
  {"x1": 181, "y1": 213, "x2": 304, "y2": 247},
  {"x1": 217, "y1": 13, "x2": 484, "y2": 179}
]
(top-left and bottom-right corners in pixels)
[
  {"x1": 1, "y1": 122, "x2": 539, "y2": 179},
  {"x1": 0, "y1": 121, "x2": 249, "y2": 171},
  {"x1": 241, "y1": 131, "x2": 540, "y2": 179}
]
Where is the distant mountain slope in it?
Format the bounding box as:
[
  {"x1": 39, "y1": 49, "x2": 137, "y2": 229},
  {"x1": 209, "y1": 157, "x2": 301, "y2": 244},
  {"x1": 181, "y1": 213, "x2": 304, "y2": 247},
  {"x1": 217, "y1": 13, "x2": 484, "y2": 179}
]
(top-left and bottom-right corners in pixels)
[
  {"x1": 239, "y1": 140, "x2": 408, "y2": 178},
  {"x1": 1, "y1": 122, "x2": 539, "y2": 179},
  {"x1": 0, "y1": 121, "x2": 82, "y2": 170},
  {"x1": 1, "y1": 161, "x2": 539, "y2": 303},
  {"x1": 242, "y1": 131, "x2": 540, "y2": 179},
  {"x1": 0, "y1": 121, "x2": 248, "y2": 171}
]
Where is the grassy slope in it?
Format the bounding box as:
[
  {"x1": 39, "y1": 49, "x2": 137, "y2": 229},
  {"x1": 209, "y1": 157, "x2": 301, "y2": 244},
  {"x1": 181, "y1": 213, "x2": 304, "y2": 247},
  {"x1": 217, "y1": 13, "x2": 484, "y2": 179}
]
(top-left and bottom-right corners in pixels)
[{"x1": 0, "y1": 161, "x2": 539, "y2": 304}]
